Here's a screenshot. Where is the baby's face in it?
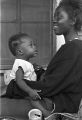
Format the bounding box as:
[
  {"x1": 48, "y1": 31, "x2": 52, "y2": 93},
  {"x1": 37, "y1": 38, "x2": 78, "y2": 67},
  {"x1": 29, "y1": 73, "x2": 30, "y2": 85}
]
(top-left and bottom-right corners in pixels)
[{"x1": 20, "y1": 37, "x2": 37, "y2": 59}]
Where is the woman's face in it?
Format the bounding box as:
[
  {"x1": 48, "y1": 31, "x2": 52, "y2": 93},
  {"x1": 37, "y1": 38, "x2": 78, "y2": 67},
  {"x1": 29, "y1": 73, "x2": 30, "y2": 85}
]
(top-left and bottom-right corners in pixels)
[{"x1": 53, "y1": 7, "x2": 73, "y2": 35}]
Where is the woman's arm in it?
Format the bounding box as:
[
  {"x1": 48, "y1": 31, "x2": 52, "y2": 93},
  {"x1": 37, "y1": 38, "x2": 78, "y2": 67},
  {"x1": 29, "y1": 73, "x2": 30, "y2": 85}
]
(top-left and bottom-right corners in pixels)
[
  {"x1": 24, "y1": 58, "x2": 76, "y2": 95},
  {"x1": 23, "y1": 43, "x2": 79, "y2": 97}
]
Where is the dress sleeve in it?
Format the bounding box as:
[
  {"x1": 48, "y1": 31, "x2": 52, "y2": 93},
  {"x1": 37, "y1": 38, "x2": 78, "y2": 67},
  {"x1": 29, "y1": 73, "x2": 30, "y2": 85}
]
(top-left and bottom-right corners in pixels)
[
  {"x1": 24, "y1": 43, "x2": 78, "y2": 97},
  {"x1": 15, "y1": 60, "x2": 31, "y2": 73}
]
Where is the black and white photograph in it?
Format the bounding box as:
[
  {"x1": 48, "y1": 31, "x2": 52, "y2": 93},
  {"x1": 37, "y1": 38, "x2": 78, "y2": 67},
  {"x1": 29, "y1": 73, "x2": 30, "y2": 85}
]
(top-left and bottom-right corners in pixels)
[{"x1": 0, "y1": 0, "x2": 82, "y2": 120}]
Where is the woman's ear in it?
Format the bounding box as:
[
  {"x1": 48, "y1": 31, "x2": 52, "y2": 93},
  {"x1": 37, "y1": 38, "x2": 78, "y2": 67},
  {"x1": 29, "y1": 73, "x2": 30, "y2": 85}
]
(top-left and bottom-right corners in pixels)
[{"x1": 71, "y1": 18, "x2": 76, "y2": 26}]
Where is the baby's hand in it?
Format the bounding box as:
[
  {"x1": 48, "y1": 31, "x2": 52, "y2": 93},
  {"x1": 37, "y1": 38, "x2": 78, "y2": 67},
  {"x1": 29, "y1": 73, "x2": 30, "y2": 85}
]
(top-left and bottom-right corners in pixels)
[
  {"x1": 29, "y1": 89, "x2": 41, "y2": 100},
  {"x1": 33, "y1": 63, "x2": 42, "y2": 71}
]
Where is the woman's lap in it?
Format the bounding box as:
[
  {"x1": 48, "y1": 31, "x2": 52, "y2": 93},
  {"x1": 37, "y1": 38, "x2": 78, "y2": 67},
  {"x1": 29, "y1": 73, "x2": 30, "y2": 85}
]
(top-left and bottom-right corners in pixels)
[
  {"x1": 0, "y1": 97, "x2": 33, "y2": 119},
  {"x1": 5, "y1": 80, "x2": 54, "y2": 112},
  {"x1": 6, "y1": 80, "x2": 29, "y2": 99}
]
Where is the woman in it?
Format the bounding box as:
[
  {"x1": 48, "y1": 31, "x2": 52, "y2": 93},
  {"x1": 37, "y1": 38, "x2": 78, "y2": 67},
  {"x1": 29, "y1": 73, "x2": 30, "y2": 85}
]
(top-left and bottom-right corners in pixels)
[
  {"x1": 24, "y1": 0, "x2": 82, "y2": 115},
  {"x1": 6, "y1": 0, "x2": 82, "y2": 117}
]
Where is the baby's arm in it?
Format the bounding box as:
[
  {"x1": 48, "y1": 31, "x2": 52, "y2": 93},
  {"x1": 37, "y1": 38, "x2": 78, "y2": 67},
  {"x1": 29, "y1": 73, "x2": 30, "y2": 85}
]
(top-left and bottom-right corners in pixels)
[{"x1": 16, "y1": 67, "x2": 41, "y2": 100}]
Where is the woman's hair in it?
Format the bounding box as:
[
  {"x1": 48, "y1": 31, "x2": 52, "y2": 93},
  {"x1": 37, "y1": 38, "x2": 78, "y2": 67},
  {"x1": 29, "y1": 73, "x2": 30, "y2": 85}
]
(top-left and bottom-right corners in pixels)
[
  {"x1": 9, "y1": 33, "x2": 29, "y2": 56},
  {"x1": 57, "y1": 0, "x2": 82, "y2": 31}
]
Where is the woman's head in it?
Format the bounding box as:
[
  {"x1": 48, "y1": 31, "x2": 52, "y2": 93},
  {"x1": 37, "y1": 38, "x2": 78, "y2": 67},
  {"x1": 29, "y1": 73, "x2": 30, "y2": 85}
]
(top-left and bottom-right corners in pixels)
[
  {"x1": 9, "y1": 33, "x2": 37, "y2": 60},
  {"x1": 53, "y1": 0, "x2": 82, "y2": 35}
]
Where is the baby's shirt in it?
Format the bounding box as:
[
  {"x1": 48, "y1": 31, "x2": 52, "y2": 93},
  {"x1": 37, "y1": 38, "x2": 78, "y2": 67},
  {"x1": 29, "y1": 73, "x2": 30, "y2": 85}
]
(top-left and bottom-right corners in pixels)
[{"x1": 10, "y1": 59, "x2": 37, "y2": 81}]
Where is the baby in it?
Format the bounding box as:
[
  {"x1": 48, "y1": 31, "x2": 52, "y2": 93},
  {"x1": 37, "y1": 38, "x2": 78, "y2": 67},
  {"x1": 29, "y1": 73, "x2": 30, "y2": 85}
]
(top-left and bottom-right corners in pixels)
[
  {"x1": 6, "y1": 33, "x2": 41, "y2": 100},
  {"x1": 9, "y1": 33, "x2": 37, "y2": 82}
]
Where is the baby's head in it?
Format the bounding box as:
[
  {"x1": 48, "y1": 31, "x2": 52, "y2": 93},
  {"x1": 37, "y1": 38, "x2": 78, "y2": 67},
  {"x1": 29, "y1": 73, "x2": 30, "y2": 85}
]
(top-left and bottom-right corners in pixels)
[{"x1": 9, "y1": 33, "x2": 37, "y2": 60}]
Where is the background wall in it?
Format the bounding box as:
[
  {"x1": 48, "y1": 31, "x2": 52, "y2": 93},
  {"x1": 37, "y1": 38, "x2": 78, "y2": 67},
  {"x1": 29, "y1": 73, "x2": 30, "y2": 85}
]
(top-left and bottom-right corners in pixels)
[
  {"x1": 0, "y1": 0, "x2": 57, "y2": 96},
  {"x1": 0, "y1": 0, "x2": 55, "y2": 70}
]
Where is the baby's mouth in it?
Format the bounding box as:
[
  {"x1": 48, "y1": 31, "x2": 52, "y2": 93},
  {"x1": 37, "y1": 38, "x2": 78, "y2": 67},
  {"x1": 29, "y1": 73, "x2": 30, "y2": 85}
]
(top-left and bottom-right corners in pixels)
[{"x1": 35, "y1": 50, "x2": 38, "y2": 54}]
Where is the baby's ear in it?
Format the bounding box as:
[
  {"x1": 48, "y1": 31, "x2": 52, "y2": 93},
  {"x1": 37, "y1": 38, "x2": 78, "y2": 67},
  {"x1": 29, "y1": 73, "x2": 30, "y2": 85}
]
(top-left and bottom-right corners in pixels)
[{"x1": 16, "y1": 48, "x2": 23, "y2": 55}]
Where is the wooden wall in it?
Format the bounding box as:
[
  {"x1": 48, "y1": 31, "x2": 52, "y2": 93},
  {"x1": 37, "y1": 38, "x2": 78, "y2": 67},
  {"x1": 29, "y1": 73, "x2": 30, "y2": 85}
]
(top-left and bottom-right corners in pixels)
[
  {"x1": 0, "y1": 0, "x2": 56, "y2": 70},
  {"x1": 0, "y1": 0, "x2": 57, "y2": 95}
]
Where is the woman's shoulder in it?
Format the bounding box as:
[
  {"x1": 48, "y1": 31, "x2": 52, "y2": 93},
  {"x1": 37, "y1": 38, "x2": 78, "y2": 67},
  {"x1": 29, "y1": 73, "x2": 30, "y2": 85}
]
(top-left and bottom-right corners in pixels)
[
  {"x1": 63, "y1": 39, "x2": 82, "y2": 49},
  {"x1": 72, "y1": 39, "x2": 82, "y2": 50},
  {"x1": 55, "y1": 39, "x2": 82, "y2": 58}
]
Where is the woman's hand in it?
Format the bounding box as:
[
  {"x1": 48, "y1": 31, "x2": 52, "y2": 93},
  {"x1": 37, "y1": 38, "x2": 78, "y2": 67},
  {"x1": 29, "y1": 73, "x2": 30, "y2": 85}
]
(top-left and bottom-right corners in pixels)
[{"x1": 29, "y1": 89, "x2": 41, "y2": 100}]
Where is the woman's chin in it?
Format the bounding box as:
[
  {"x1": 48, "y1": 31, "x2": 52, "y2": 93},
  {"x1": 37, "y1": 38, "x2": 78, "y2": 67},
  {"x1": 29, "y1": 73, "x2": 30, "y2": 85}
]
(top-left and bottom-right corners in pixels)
[
  {"x1": 54, "y1": 29, "x2": 62, "y2": 35},
  {"x1": 54, "y1": 31, "x2": 62, "y2": 35}
]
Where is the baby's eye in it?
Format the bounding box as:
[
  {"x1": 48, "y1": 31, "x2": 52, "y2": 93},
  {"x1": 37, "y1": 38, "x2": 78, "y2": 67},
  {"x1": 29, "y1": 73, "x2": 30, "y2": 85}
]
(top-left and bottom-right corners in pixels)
[
  {"x1": 57, "y1": 16, "x2": 62, "y2": 21},
  {"x1": 30, "y1": 43, "x2": 34, "y2": 48},
  {"x1": 33, "y1": 43, "x2": 36, "y2": 46},
  {"x1": 29, "y1": 42, "x2": 32, "y2": 46},
  {"x1": 30, "y1": 43, "x2": 32, "y2": 46}
]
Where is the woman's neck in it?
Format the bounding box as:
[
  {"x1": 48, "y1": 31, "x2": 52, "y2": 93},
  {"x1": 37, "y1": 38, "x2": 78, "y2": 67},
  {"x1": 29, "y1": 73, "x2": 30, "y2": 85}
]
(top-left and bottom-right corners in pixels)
[{"x1": 63, "y1": 29, "x2": 79, "y2": 43}]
